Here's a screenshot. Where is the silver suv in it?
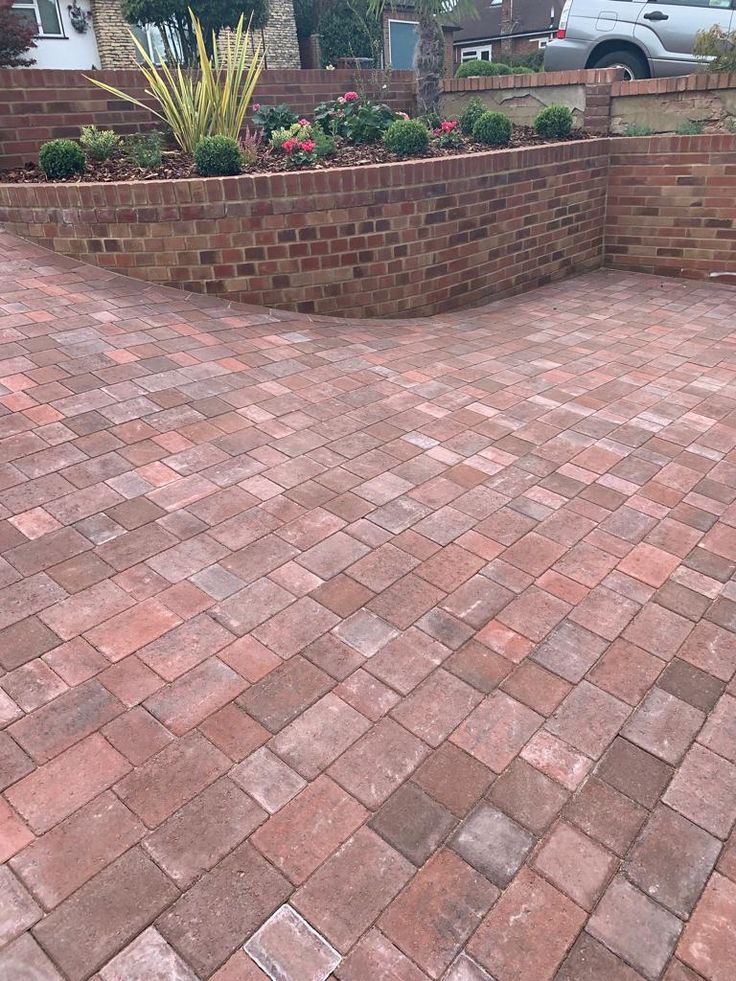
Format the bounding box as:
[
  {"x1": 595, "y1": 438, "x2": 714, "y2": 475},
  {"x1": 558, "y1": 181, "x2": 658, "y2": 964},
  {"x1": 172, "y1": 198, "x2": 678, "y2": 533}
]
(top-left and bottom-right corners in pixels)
[{"x1": 544, "y1": 0, "x2": 735, "y2": 79}]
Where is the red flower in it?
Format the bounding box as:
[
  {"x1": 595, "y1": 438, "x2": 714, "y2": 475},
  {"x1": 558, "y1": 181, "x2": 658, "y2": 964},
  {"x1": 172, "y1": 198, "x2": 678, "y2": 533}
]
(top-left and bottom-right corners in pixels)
[
  {"x1": 344, "y1": 91, "x2": 359, "y2": 102},
  {"x1": 282, "y1": 138, "x2": 298, "y2": 152},
  {"x1": 441, "y1": 119, "x2": 458, "y2": 132},
  {"x1": 299, "y1": 139, "x2": 316, "y2": 153}
]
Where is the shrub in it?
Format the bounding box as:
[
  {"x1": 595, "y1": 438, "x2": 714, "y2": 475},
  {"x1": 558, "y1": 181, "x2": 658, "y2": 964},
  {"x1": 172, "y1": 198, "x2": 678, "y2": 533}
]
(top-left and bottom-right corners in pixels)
[
  {"x1": 472, "y1": 111, "x2": 512, "y2": 147},
  {"x1": 534, "y1": 105, "x2": 573, "y2": 139},
  {"x1": 39, "y1": 139, "x2": 85, "y2": 180},
  {"x1": 86, "y1": 11, "x2": 263, "y2": 154},
  {"x1": 456, "y1": 59, "x2": 511, "y2": 78},
  {"x1": 623, "y1": 122, "x2": 654, "y2": 136},
  {"x1": 383, "y1": 118, "x2": 430, "y2": 156},
  {"x1": 0, "y1": 0, "x2": 36, "y2": 67},
  {"x1": 127, "y1": 130, "x2": 164, "y2": 167},
  {"x1": 238, "y1": 126, "x2": 261, "y2": 166},
  {"x1": 676, "y1": 119, "x2": 704, "y2": 135},
  {"x1": 312, "y1": 125, "x2": 336, "y2": 158},
  {"x1": 460, "y1": 97, "x2": 486, "y2": 135},
  {"x1": 80, "y1": 125, "x2": 122, "y2": 161},
  {"x1": 194, "y1": 135, "x2": 242, "y2": 176},
  {"x1": 694, "y1": 25, "x2": 736, "y2": 73},
  {"x1": 253, "y1": 103, "x2": 298, "y2": 141}
]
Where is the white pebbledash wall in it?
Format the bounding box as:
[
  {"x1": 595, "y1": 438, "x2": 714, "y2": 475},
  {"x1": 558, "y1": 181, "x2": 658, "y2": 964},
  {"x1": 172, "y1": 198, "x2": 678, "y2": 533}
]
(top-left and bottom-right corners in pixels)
[{"x1": 26, "y1": 1, "x2": 100, "y2": 70}]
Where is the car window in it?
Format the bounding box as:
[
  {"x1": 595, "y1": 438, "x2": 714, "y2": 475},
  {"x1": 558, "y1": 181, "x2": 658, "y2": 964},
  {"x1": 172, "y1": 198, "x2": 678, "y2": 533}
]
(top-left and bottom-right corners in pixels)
[{"x1": 651, "y1": 0, "x2": 730, "y2": 7}]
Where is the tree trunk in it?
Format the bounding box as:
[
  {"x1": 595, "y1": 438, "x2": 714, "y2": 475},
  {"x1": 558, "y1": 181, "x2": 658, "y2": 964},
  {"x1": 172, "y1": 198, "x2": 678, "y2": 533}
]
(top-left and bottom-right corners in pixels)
[{"x1": 415, "y1": 8, "x2": 442, "y2": 117}]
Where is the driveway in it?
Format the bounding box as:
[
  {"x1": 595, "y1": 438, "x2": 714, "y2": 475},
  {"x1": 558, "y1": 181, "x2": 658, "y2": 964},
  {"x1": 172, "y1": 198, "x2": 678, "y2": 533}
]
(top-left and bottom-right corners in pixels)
[{"x1": 1, "y1": 232, "x2": 735, "y2": 980}]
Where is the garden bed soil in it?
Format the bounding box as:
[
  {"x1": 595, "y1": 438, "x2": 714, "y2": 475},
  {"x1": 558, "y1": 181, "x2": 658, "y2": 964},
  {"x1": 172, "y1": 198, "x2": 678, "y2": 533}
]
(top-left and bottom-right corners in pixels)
[{"x1": 0, "y1": 127, "x2": 591, "y2": 184}]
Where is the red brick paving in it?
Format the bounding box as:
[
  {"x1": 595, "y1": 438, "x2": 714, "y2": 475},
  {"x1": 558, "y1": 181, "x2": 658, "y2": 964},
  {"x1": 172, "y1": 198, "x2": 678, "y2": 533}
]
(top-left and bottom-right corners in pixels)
[{"x1": 1, "y1": 231, "x2": 736, "y2": 979}]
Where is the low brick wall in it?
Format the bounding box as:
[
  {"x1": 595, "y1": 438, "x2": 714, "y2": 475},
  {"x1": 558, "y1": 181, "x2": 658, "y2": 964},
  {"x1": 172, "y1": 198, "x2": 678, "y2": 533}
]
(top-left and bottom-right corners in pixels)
[
  {"x1": 605, "y1": 134, "x2": 736, "y2": 279},
  {"x1": 0, "y1": 68, "x2": 416, "y2": 169},
  {"x1": 0, "y1": 140, "x2": 609, "y2": 318},
  {"x1": 610, "y1": 72, "x2": 736, "y2": 135},
  {"x1": 441, "y1": 69, "x2": 621, "y2": 134}
]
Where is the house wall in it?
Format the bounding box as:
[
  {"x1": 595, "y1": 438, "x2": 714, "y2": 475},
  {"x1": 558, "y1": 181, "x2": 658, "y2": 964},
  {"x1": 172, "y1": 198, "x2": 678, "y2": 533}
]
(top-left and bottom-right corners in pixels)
[
  {"x1": 0, "y1": 139, "x2": 609, "y2": 318},
  {"x1": 23, "y1": 0, "x2": 100, "y2": 70},
  {"x1": 0, "y1": 68, "x2": 417, "y2": 168}
]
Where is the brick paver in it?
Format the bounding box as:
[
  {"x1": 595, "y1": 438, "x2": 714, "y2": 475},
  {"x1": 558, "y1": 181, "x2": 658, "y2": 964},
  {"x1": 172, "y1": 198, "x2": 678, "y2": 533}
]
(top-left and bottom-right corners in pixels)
[{"x1": 1, "y1": 232, "x2": 736, "y2": 978}]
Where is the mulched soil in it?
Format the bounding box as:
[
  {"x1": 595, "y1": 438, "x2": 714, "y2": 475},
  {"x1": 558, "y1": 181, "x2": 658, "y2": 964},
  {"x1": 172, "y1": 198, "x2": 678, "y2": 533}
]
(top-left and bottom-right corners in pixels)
[{"x1": 0, "y1": 127, "x2": 591, "y2": 184}]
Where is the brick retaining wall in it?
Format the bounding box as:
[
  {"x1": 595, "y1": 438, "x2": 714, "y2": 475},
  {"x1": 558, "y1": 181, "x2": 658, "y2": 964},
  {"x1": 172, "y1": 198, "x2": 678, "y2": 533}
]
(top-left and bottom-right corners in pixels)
[
  {"x1": 605, "y1": 134, "x2": 736, "y2": 280},
  {"x1": 0, "y1": 140, "x2": 609, "y2": 318}
]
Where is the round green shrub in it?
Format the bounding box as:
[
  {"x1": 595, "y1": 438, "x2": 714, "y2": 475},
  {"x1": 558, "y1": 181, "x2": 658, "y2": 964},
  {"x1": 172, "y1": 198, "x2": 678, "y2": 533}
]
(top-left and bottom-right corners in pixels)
[
  {"x1": 194, "y1": 135, "x2": 242, "y2": 177},
  {"x1": 455, "y1": 60, "x2": 511, "y2": 78},
  {"x1": 39, "y1": 139, "x2": 85, "y2": 180},
  {"x1": 472, "y1": 111, "x2": 512, "y2": 147},
  {"x1": 383, "y1": 118, "x2": 429, "y2": 156},
  {"x1": 534, "y1": 105, "x2": 574, "y2": 139},
  {"x1": 459, "y1": 97, "x2": 486, "y2": 136}
]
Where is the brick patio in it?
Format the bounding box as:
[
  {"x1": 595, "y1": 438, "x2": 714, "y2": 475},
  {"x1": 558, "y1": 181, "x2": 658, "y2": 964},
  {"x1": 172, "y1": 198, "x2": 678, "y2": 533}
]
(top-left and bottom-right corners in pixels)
[{"x1": 1, "y1": 231, "x2": 736, "y2": 980}]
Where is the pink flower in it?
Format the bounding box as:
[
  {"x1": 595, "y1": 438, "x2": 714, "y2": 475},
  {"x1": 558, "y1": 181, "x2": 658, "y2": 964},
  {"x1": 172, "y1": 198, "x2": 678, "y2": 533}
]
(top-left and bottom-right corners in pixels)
[
  {"x1": 299, "y1": 139, "x2": 316, "y2": 153},
  {"x1": 344, "y1": 91, "x2": 359, "y2": 102},
  {"x1": 299, "y1": 118, "x2": 310, "y2": 127},
  {"x1": 337, "y1": 96, "x2": 346, "y2": 105},
  {"x1": 440, "y1": 119, "x2": 458, "y2": 132},
  {"x1": 253, "y1": 103, "x2": 260, "y2": 111},
  {"x1": 397, "y1": 111, "x2": 409, "y2": 120},
  {"x1": 282, "y1": 138, "x2": 298, "y2": 152}
]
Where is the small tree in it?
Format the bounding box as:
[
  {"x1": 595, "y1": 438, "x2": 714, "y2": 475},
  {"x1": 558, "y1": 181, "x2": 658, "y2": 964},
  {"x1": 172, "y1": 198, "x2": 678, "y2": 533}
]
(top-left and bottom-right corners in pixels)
[
  {"x1": 694, "y1": 25, "x2": 736, "y2": 73},
  {"x1": 122, "y1": 0, "x2": 268, "y2": 64},
  {"x1": 0, "y1": 0, "x2": 37, "y2": 67},
  {"x1": 368, "y1": 0, "x2": 478, "y2": 116}
]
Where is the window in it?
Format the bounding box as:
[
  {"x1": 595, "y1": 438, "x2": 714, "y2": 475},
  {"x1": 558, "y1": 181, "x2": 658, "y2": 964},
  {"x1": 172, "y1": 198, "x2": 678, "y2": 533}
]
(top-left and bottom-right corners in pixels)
[
  {"x1": 12, "y1": 0, "x2": 64, "y2": 37},
  {"x1": 388, "y1": 20, "x2": 418, "y2": 70},
  {"x1": 461, "y1": 44, "x2": 493, "y2": 62}
]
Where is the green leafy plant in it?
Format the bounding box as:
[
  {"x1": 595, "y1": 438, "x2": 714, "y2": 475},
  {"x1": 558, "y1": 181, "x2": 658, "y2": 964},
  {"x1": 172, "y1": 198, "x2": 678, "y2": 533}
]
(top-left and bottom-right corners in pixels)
[
  {"x1": 252, "y1": 104, "x2": 298, "y2": 141},
  {"x1": 623, "y1": 122, "x2": 654, "y2": 136},
  {"x1": 694, "y1": 25, "x2": 736, "y2": 73},
  {"x1": 676, "y1": 119, "x2": 704, "y2": 135},
  {"x1": 86, "y1": 11, "x2": 263, "y2": 154},
  {"x1": 39, "y1": 139, "x2": 85, "y2": 180},
  {"x1": 534, "y1": 105, "x2": 573, "y2": 139},
  {"x1": 460, "y1": 97, "x2": 486, "y2": 135},
  {"x1": 79, "y1": 125, "x2": 122, "y2": 161},
  {"x1": 311, "y1": 125, "x2": 336, "y2": 158},
  {"x1": 127, "y1": 130, "x2": 164, "y2": 167},
  {"x1": 472, "y1": 110, "x2": 512, "y2": 147},
  {"x1": 270, "y1": 120, "x2": 311, "y2": 151},
  {"x1": 194, "y1": 134, "x2": 242, "y2": 176},
  {"x1": 456, "y1": 60, "x2": 511, "y2": 78},
  {"x1": 346, "y1": 101, "x2": 396, "y2": 143},
  {"x1": 384, "y1": 118, "x2": 430, "y2": 156}
]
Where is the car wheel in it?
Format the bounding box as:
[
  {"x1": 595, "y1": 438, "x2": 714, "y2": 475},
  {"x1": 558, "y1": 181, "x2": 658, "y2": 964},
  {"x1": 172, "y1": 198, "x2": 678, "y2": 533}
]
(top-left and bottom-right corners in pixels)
[{"x1": 591, "y1": 50, "x2": 649, "y2": 81}]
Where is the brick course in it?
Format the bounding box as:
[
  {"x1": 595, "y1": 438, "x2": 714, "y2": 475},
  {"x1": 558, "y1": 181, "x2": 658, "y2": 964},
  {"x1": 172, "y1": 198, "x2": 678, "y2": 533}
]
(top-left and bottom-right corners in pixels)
[{"x1": 0, "y1": 140, "x2": 608, "y2": 319}]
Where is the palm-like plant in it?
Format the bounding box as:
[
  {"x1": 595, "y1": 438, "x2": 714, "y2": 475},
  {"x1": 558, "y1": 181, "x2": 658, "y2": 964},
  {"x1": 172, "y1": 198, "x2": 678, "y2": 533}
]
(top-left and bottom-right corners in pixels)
[{"x1": 368, "y1": 0, "x2": 478, "y2": 116}]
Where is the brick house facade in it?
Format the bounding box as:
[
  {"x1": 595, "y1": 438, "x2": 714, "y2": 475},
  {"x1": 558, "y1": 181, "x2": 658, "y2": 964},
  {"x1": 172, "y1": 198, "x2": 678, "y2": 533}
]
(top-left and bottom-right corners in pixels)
[
  {"x1": 12, "y1": 0, "x2": 300, "y2": 69},
  {"x1": 453, "y1": 0, "x2": 563, "y2": 66}
]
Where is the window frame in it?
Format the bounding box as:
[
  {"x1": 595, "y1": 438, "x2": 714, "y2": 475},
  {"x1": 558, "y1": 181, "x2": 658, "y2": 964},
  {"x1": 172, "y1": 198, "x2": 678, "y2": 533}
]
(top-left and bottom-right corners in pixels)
[
  {"x1": 387, "y1": 18, "x2": 419, "y2": 70},
  {"x1": 460, "y1": 43, "x2": 493, "y2": 61},
  {"x1": 12, "y1": 0, "x2": 65, "y2": 39}
]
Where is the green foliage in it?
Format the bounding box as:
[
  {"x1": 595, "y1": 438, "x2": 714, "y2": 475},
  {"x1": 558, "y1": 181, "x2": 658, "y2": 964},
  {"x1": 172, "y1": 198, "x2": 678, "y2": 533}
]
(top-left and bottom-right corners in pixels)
[
  {"x1": 79, "y1": 125, "x2": 122, "y2": 162},
  {"x1": 253, "y1": 104, "x2": 299, "y2": 141},
  {"x1": 492, "y1": 50, "x2": 545, "y2": 72},
  {"x1": 318, "y1": 0, "x2": 382, "y2": 67},
  {"x1": 127, "y1": 130, "x2": 164, "y2": 167},
  {"x1": 472, "y1": 111, "x2": 512, "y2": 147},
  {"x1": 39, "y1": 139, "x2": 85, "y2": 180},
  {"x1": 534, "y1": 105, "x2": 573, "y2": 139},
  {"x1": 623, "y1": 122, "x2": 654, "y2": 136},
  {"x1": 459, "y1": 97, "x2": 486, "y2": 136},
  {"x1": 87, "y1": 11, "x2": 263, "y2": 154},
  {"x1": 270, "y1": 121, "x2": 311, "y2": 151},
  {"x1": 346, "y1": 102, "x2": 396, "y2": 143},
  {"x1": 383, "y1": 118, "x2": 430, "y2": 156},
  {"x1": 194, "y1": 134, "x2": 242, "y2": 176},
  {"x1": 312, "y1": 125, "x2": 336, "y2": 158},
  {"x1": 676, "y1": 119, "x2": 704, "y2": 135},
  {"x1": 121, "y1": 0, "x2": 268, "y2": 63},
  {"x1": 456, "y1": 59, "x2": 511, "y2": 78},
  {"x1": 694, "y1": 25, "x2": 736, "y2": 73}
]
